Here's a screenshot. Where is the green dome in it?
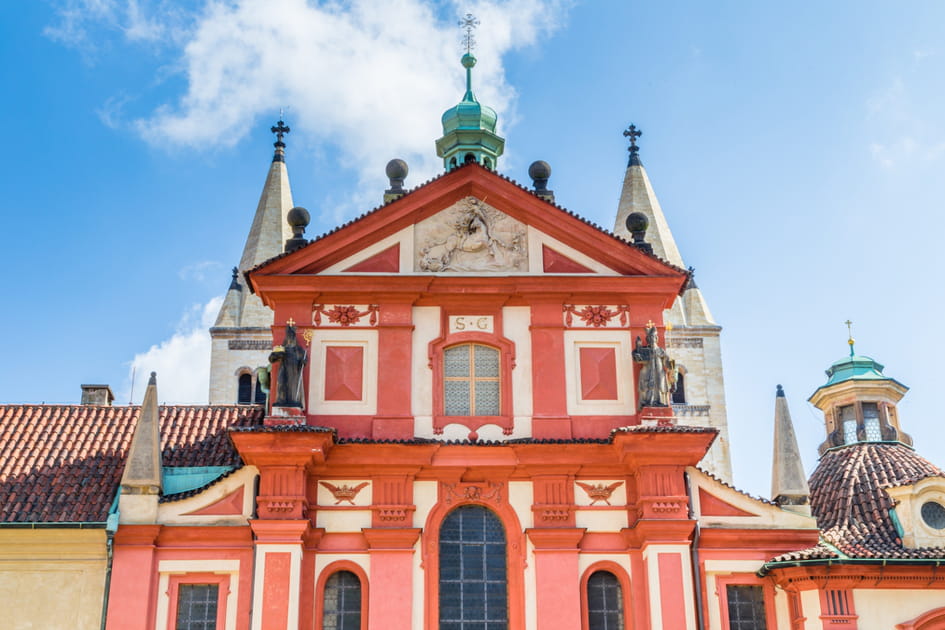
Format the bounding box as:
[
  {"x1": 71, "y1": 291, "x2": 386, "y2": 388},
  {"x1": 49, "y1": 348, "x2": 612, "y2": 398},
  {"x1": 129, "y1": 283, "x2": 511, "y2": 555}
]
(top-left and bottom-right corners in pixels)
[
  {"x1": 435, "y1": 53, "x2": 505, "y2": 171},
  {"x1": 823, "y1": 354, "x2": 888, "y2": 387}
]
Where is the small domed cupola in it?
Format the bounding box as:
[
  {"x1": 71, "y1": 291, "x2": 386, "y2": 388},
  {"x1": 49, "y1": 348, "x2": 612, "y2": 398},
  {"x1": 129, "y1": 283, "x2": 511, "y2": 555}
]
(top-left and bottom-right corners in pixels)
[
  {"x1": 809, "y1": 325, "x2": 912, "y2": 454},
  {"x1": 435, "y1": 16, "x2": 505, "y2": 172}
]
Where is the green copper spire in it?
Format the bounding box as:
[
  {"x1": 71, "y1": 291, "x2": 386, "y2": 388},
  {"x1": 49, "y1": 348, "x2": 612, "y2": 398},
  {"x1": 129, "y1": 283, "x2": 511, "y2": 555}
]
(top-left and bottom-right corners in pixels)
[{"x1": 435, "y1": 15, "x2": 505, "y2": 171}]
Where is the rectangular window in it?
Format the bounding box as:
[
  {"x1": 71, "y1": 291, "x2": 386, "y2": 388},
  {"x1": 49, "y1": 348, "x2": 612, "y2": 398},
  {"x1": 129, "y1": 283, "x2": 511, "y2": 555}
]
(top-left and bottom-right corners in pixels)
[
  {"x1": 840, "y1": 405, "x2": 857, "y2": 444},
  {"x1": 862, "y1": 403, "x2": 881, "y2": 441},
  {"x1": 175, "y1": 584, "x2": 219, "y2": 630},
  {"x1": 726, "y1": 585, "x2": 767, "y2": 630},
  {"x1": 444, "y1": 344, "x2": 500, "y2": 416}
]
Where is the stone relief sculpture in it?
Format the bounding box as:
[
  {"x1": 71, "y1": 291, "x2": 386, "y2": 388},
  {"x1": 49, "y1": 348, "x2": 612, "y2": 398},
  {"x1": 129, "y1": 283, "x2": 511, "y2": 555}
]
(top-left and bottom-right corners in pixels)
[
  {"x1": 632, "y1": 324, "x2": 677, "y2": 407},
  {"x1": 415, "y1": 197, "x2": 527, "y2": 272}
]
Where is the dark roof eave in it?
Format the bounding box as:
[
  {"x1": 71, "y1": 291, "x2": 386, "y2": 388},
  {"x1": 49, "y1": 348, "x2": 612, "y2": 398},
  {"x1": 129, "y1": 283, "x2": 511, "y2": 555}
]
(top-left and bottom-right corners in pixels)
[{"x1": 759, "y1": 556, "x2": 945, "y2": 577}]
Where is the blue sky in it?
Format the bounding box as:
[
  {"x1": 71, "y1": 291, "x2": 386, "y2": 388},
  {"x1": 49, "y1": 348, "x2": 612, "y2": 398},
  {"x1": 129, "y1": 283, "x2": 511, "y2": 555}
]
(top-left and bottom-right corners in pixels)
[{"x1": 1, "y1": 1, "x2": 943, "y2": 498}]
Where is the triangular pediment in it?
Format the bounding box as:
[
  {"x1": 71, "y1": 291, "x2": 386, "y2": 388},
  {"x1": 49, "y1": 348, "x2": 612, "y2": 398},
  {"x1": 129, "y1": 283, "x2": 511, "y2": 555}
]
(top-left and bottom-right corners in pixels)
[{"x1": 250, "y1": 164, "x2": 685, "y2": 281}]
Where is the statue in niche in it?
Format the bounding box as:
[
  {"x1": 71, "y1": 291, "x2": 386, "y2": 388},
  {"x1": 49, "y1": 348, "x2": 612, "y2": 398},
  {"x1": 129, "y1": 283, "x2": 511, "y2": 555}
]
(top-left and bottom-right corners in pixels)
[
  {"x1": 269, "y1": 323, "x2": 307, "y2": 407},
  {"x1": 417, "y1": 197, "x2": 526, "y2": 272},
  {"x1": 632, "y1": 324, "x2": 677, "y2": 408}
]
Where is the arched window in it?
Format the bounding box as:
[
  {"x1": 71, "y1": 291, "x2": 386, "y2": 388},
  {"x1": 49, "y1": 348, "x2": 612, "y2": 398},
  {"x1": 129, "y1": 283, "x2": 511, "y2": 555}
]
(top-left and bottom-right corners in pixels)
[
  {"x1": 322, "y1": 570, "x2": 362, "y2": 630},
  {"x1": 444, "y1": 344, "x2": 500, "y2": 416},
  {"x1": 439, "y1": 505, "x2": 508, "y2": 628},
  {"x1": 586, "y1": 570, "x2": 624, "y2": 630},
  {"x1": 237, "y1": 373, "x2": 252, "y2": 404},
  {"x1": 672, "y1": 371, "x2": 686, "y2": 404}
]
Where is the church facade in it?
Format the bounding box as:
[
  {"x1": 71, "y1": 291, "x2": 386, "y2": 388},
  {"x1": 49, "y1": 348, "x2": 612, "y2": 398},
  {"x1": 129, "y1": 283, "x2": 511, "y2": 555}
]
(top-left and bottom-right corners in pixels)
[{"x1": 1, "y1": 49, "x2": 945, "y2": 630}]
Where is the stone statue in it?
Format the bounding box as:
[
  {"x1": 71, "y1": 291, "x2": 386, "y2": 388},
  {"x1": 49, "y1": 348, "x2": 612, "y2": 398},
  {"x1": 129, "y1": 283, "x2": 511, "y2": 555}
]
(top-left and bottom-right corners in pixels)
[
  {"x1": 632, "y1": 325, "x2": 677, "y2": 408},
  {"x1": 255, "y1": 365, "x2": 271, "y2": 404},
  {"x1": 269, "y1": 323, "x2": 307, "y2": 408}
]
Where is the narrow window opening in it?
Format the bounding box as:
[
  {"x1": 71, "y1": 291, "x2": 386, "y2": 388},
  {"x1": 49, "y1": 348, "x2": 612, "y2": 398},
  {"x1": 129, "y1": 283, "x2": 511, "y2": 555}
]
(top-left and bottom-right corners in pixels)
[
  {"x1": 672, "y1": 371, "x2": 686, "y2": 404},
  {"x1": 587, "y1": 570, "x2": 624, "y2": 630},
  {"x1": 322, "y1": 570, "x2": 362, "y2": 630},
  {"x1": 237, "y1": 373, "x2": 252, "y2": 405},
  {"x1": 862, "y1": 403, "x2": 881, "y2": 441},
  {"x1": 840, "y1": 405, "x2": 857, "y2": 444}
]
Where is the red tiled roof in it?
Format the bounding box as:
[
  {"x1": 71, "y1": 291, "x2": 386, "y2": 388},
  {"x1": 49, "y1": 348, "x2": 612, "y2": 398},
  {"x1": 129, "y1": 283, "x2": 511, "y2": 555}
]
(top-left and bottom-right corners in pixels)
[
  {"x1": 0, "y1": 405, "x2": 263, "y2": 523},
  {"x1": 766, "y1": 443, "x2": 945, "y2": 567}
]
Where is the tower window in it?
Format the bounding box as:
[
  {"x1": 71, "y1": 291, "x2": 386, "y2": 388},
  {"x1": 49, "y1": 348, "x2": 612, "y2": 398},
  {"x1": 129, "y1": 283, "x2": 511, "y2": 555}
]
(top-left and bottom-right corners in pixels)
[
  {"x1": 439, "y1": 505, "x2": 508, "y2": 628},
  {"x1": 444, "y1": 344, "x2": 500, "y2": 416},
  {"x1": 586, "y1": 570, "x2": 624, "y2": 630},
  {"x1": 672, "y1": 371, "x2": 686, "y2": 404},
  {"x1": 322, "y1": 570, "x2": 362, "y2": 630},
  {"x1": 840, "y1": 405, "x2": 857, "y2": 444},
  {"x1": 921, "y1": 501, "x2": 945, "y2": 530},
  {"x1": 863, "y1": 403, "x2": 881, "y2": 441},
  {"x1": 237, "y1": 373, "x2": 252, "y2": 404},
  {"x1": 726, "y1": 585, "x2": 768, "y2": 630}
]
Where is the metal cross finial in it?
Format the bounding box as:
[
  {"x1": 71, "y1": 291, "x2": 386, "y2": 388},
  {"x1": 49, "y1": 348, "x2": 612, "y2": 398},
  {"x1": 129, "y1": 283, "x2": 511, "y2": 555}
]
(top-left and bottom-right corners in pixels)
[
  {"x1": 459, "y1": 13, "x2": 479, "y2": 53},
  {"x1": 844, "y1": 319, "x2": 856, "y2": 356},
  {"x1": 623, "y1": 124, "x2": 642, "y2": 154},
  {"x1": 271, "y1": 119, "x2": 290, "y2": 149}
]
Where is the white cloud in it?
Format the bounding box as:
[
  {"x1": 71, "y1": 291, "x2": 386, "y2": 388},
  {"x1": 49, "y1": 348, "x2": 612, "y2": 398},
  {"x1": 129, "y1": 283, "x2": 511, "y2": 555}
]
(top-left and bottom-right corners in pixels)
[
  {"x1": 49, "y1": 0, "x2": 572, "y2": 202},
  {"x1": 178, "y1": 260, "x2": 223, "y2": 283},
  {"x1": 124, "y1": 295, "x2": 222, "y2": 403}
]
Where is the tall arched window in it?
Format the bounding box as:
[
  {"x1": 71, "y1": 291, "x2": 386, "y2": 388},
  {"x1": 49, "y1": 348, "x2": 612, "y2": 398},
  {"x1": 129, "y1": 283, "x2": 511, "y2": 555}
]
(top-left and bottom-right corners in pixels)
[
  {"x1": 237, "y1": 373, "x2": 252, "y2": 404},
  {"x1": 586, "y1": 570, "x2": 624, "y2": 630},
  {"x1": 444, "y1": 344, "x2": 500, "y2": 416},
  {"x1": 439, "y1": 505, "x2": 508, "y2": 628},
  {"x1": 322, "y1": 570, "x2": 362, "y2": 630}
]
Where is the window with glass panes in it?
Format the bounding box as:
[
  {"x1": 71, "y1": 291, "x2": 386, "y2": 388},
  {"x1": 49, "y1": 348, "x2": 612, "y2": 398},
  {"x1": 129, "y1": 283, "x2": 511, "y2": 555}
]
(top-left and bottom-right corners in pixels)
[
  {"x1": 439, "y1": 505, "x2": 508, "y2": 629},
  {"x1": 322, "y1": 570, "x2": 362, "y2": 630},
  {"x1": 587, "y1": 571, "x2": 624, "y2": 630},
  {"x1": 175, "y1": 584, "x2": 219, "y2": 630},
  {"x1": 726, "y1": 585, "x2": 767, "y2": 630},
  {"x1": 444, "y1": 344, "x2": 500, "y2": 415}
]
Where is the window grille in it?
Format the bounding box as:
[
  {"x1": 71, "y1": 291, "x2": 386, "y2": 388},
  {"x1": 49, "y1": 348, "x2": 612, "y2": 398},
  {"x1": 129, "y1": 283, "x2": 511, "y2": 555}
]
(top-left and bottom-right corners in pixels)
[
  {"x1": 175, "y1": 584, "x2": 219, "y2": 630},
  {"x1": 587, "y1": 570, "x2": 624, "y2": 630},
  {"x1": 726, "y1": 585, "x2": 767, "y2": 630},
  {"x1": 444, "y1": 345, "x2": 500, "y2": 416},
  {"x1": 322, "y1": 570, "x2": 362, "y2": 630},
  {"x1": 439, "y1": 505, "x2": 508, "y2": 629}
]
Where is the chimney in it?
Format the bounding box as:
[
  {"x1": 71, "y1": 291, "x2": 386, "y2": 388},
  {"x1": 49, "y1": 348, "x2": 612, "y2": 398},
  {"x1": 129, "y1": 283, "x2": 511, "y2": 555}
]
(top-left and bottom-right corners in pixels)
[{"x1": 81, "y1": 384, "x2": 114, "y2": 406}]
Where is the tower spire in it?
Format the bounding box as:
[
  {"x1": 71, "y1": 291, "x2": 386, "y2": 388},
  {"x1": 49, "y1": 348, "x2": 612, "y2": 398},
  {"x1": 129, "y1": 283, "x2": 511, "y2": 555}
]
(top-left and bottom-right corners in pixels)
[{"x1": 435, "y1": 14, "x2": 505, "y2": 171}]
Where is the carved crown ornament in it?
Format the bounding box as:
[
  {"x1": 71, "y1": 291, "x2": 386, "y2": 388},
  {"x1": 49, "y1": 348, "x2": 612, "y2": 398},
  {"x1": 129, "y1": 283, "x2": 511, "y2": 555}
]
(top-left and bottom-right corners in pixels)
[
  {"x1": 576, "y1": 481, "x2": 624, "y2": 506},
  {"x1": 563, "y1": 304, "x2": 630, "y2": 328},
  {"x1": 319, "y1": 481, "x2": 369, "y2": 505},
  {"x1": 312, "y1": 304, "x2": 379, "y2": 327}
]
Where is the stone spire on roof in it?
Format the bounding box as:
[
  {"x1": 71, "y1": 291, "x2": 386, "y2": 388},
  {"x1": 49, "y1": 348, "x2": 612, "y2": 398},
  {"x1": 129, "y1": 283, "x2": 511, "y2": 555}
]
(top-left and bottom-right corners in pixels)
[
  {"x1": 119, "y1": 372, "x2": 162, "y2": 524},
  {"x1": 770, "y1": 384, "x2": 811, "y2": 514}
]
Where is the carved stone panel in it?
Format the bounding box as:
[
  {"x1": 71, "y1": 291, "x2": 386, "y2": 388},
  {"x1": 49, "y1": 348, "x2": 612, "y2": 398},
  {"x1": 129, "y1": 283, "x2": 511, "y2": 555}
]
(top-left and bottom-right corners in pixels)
[{"x1": 414, "y1": 197, "x2": 527, "y2": 272}]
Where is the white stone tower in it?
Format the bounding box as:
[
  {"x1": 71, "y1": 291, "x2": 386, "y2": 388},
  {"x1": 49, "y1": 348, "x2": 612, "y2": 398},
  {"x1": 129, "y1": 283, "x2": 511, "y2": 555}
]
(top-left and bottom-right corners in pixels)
[
  {"x1": 209, "y1": 121, "x2": 295, "y2": 404},
  {"x1": 613, "y1": 125, "x2": 733, "y2": 480}
]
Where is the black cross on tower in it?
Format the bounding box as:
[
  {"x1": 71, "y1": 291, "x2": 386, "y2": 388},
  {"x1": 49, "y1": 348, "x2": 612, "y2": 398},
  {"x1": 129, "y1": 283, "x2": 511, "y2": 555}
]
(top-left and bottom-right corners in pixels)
[
  {"x1": 623, "y1": 124, "x2": 642, "y2": 153},
  {"x1": 271, "y1": 119, "x2": 290, "y2": 149}
]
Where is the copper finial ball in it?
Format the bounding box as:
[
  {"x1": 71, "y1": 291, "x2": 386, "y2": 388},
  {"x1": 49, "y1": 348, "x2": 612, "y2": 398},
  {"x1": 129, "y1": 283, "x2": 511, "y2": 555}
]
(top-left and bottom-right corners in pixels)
[
  {"x1": 287, "y1": 206, "x2": 310, "y2": 228},
  {"x1": 626, "y1": 211, "x2": 648, "y2": 234}
]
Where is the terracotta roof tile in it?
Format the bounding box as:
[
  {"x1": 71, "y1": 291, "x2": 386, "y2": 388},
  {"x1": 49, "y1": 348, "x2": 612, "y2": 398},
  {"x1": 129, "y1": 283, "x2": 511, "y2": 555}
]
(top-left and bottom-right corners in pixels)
[
  {"x1": 765, "y1": 443, "x2": 945, "y2": 567},
  {"x1": 0, "y1": 404, "x2": 264, "y2": 523}
]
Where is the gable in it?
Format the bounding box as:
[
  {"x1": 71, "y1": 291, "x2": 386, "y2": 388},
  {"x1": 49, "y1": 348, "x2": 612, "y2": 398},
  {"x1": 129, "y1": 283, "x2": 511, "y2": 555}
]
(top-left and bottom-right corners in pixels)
[{"x1": 250, "y1": 164, "x2": 684, "y2": 282}]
